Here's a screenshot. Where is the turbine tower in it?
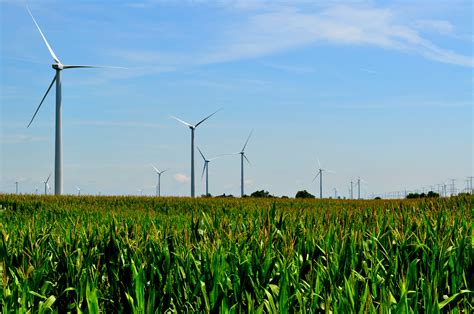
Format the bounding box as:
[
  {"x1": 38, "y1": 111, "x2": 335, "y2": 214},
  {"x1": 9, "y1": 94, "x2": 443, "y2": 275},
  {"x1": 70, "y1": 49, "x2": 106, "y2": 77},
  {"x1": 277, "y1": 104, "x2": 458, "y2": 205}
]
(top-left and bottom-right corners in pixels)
[
  {"x1": 355, "y1": 177, "x2": 367, "y2": 199},
  {"x1": 312, "y1": 158, "x2": 333, "y2": 199},
  {"x1": 26, "y1": 7, "x2": 123, "y2": 195},
  {"x1": 235, "y1": 131, "x2": 253, "y2": 197},
  {"x1": 197, "y1": 146, "x2": 221, "y2": 196},
  {"x1": 76, "y1": 186, "x2": 81, "y2": 196},
  {"x1": 171, "y1": 109, "x2": 221, "y2": 197},
  {"x1": 357, "y1": 177, "x2": 361, "y2": 199},
  {"x1": 43, "y1": 173, "x2": 51, "y2": 195},
  {"x1": 151, "y1": 164, "x2": 168, "y2": 197}
]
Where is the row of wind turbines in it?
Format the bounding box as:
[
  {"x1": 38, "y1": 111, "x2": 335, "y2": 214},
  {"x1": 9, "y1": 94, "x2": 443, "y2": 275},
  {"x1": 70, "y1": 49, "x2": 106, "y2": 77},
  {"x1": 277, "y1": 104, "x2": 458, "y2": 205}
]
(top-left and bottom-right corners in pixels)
[
  {"x1": 151, "y1": 109, "x2": 253, "y2": 197},
  {"x1": 21, "y1": 7, "x2": 364, "y2": 199},
  {"x1": 24, "y1": 5, "x2": 253, "y2": 198}
]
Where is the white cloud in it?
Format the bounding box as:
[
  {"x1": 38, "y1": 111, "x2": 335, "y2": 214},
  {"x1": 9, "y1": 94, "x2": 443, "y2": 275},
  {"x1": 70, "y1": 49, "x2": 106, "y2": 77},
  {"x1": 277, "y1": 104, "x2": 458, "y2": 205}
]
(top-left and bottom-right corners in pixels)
[
  {"x1": 113, "y1": 4, "x2": 472, "y2": 68},
  {"x1": 174, "y1": 173, "x2": 190, "y2": 183},
  {"x1": 205, "y1": 5, "x2": 472, "y2": 67},
  {"x1": 415, "y1": 19, "x2": 454, "y2": 35}
]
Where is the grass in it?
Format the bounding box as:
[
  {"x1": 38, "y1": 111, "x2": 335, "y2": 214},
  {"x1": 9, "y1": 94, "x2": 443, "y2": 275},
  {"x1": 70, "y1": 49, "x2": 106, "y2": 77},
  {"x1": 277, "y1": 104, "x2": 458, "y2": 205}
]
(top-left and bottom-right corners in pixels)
[{"x1": 0, "y1": 194, "x2": 472, "y2": 312}]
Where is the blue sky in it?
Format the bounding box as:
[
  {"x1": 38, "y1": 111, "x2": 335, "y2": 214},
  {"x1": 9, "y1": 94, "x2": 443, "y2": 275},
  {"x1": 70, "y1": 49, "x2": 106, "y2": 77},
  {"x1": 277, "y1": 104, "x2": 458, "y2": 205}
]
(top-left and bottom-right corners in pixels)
[{"x1": 1, "y1": 0, "x2": 472, "y2": 197}]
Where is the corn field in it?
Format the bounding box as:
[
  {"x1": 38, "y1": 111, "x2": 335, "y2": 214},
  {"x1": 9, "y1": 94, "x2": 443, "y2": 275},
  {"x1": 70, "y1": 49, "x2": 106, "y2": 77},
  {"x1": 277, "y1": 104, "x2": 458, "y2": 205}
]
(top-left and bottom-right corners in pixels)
[{"x1": 0, "y1": 194, "x2": 472, "y2": 312}]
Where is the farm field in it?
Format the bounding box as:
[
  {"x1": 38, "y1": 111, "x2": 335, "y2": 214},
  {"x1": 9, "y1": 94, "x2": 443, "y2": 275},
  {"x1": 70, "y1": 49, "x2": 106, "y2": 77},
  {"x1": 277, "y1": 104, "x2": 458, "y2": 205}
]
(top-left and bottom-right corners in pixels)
[{"x1": 0, "y1": 194, "x2": 472, "y2": 313}]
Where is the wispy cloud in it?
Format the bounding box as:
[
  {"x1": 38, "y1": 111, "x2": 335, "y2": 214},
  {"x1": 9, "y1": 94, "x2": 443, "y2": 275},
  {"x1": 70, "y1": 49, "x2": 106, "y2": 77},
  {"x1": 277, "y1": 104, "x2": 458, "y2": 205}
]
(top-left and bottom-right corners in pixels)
[
  {"x1": 262, "y1": 62, "x2": 315, "y2": 73},
  {"x1": 414, "y1": 19, "x2": 454, "y2": 35},
  {"x1": 70, "y1": 120, "x2": 166, "y2": 129},
  {"x1": 0, "y1": 134, "x2": 48, "y2": 144},
  {"x1": 113, "y1": 3, "x2": 472, "y2": 68},
  {"x1": 174, "y1": 173, "x2": 190, "y2": 183},
  {"x1": 206, "y1": 5, "x2": 472, "y2": 67}
]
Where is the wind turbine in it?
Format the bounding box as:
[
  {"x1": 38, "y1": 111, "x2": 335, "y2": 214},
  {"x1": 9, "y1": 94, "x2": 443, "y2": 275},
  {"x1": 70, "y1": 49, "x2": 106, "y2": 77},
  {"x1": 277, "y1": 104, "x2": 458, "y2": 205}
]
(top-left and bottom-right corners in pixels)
[
  {"x1": 171, "y1": 109, "x2": 221, "y2": 197},
  {"x1": 26, "y1": 7, "x2": 123, "y2": 195},
  {"x1": 151, "y1": 164, "x2": 168, "y2": 197},
  {"x1": 355, "y1": 177, "x2": 367, "y2": 199},
  {"x1": 197, "y1": 146, "x2": 222, "y2": 196},
  {"x1": 43, "y1": 173, "x2": 51, "y2": 195},
  {"x1": 76, "y1": 186, "x2": 81, "y2": 196},
  {"x1": 312, "y1": 158, "x2": 333, "y2": 199},
  {"x1": 234, "y1": 130, "x2": 253, "y2": 197},
  {"x1": 350, "y1": 179, "x2": 354, "y2": 199}
]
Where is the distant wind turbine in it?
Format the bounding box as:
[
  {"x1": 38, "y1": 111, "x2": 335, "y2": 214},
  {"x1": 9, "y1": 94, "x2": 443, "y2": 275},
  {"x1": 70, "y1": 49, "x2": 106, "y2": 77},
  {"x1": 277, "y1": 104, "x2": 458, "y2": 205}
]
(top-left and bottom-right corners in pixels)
[
  {"x1": 76, "y1": 186, "x2": 81, "y2": 196},
  {"x1": 355, "y1": 177, "x2": 367, "y2": 199},
  {"x1": 171, "y1": 109, "x2": 221, "y2": 197},
  {"x1": 312, "y1": 158, "x2": 334, "y2": 199},
  {"x1": 197, "y1": 146, "x2": 222, "y2": 196},
  {"x1": 233, "y1": 130, "x2": 253, "y2": 197},
  {"x1": 25, "y1": 7, "x2": 124, "y2": 195},
  {"x1": 43, "y1": 173, "x2": 51, "y2": 195},
  {"x1": 151, "y1": 164, "x2": 168, "y2": 197}
]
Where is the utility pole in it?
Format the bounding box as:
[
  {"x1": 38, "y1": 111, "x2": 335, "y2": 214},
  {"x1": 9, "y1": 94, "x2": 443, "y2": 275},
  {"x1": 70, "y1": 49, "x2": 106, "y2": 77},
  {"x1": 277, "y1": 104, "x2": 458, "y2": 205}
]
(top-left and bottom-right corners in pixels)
[
  {"x1": 468, "y1": 176, "x2": 474, "y2": 194},
  {"x1": 450, "y1": 179, "x2": 456, "y2": 196}
]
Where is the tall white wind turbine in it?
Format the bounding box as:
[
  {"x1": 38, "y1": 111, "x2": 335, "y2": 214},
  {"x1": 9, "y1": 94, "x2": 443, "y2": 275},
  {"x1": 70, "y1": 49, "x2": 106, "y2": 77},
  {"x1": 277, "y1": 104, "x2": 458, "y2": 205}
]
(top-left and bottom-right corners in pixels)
[
  {"x1": 234, "y1": 131, "x2": 253, "y2": 197},
  {"x1": 171, "y1": 109, "x2": 221, "y2": 197},
  {"x1": 26, "y1": 7, "x2": 123, "y2": 195},
  {"x1": 197, "y1": 146, "x2": 222, "y2": 196},
  {"x1": 76, "y1": 186, "x2": 81, "y2": 196},
  {"x1": 312, "y1": 158, "x2": 333, "y2": 199},
  {"x1": 43, "y1": 173, "x2": 51, "y2": 195},
  {"x1": 151, "y1": 164, "x2": 168, "y2": 197}
]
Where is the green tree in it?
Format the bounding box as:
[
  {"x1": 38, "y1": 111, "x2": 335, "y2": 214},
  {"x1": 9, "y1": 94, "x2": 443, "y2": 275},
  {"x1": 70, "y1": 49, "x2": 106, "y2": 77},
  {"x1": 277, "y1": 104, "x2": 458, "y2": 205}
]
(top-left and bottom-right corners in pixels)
[{"x1": 295, "y1": 190, "x2": 315, "y2": 198}]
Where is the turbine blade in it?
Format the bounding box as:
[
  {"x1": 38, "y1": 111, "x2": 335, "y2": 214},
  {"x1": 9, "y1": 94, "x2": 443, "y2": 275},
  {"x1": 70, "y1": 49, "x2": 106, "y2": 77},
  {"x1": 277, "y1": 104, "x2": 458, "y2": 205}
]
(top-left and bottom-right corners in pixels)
[
  {"x1": 151, "y1": 164, "x2": 159, "y2": 173},
  {"x1": 194, "y1": 108, "x2": 221, "y2": 128},
  {"x1": 243, "y1": 154, "x2": 251, "y2": 165},
  {"x1": 45, "y1": 172, "x2": 51, "y2": 183},
  {"x1": 201, "y1": 162, "x2": 207, "y2": 179},
  {"x1": 312, "y1": 172, "x2": 320, "y2": 182},
  {"x1": 63, "y1": 65, "x2": 127, "y2": 69},
  {"x1": 170, "y1": 115, "x2": 193, "y2": 127},
  {"x1": 27, "y1": 6, "x2": 61, "y2": 63},
  {"x1": 241, "y1": 130, "x2": 253, "y2": 152},
  {"x1": 317, "y1": 157, "x2": 321, "y2": 169},
  {"x1": 27, "y1": 74, "x2": 56, "y2": 128},
  {"x1": 196, "y1": 146, "x2": 206, "y2": 161},
  {"x1": 160, "y1": 168, "x2": 169, "y2": 174}
]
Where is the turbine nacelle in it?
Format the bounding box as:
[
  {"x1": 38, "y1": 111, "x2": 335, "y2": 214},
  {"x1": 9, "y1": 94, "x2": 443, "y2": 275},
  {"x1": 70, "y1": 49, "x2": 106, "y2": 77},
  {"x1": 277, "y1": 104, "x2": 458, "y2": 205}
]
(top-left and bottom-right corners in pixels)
[{"x1": 52, "y1": 63, "x2": 64, "y2": 70}]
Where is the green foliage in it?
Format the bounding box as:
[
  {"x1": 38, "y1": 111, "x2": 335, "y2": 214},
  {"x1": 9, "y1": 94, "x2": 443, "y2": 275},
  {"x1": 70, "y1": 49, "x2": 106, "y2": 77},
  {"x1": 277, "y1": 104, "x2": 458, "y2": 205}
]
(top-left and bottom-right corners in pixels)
[
  {"x1": 295, "y1": 190, "x2": 315, "y2": 198},
  {"x1": 0, "y1": 194, "x2": 472, "y2": 312},
  {"x1": 250, "y1": 190, "x2": 273, "y2": 198},
  {"x1": 406, "y1": 191, "x2": 440, "y2": 199}
]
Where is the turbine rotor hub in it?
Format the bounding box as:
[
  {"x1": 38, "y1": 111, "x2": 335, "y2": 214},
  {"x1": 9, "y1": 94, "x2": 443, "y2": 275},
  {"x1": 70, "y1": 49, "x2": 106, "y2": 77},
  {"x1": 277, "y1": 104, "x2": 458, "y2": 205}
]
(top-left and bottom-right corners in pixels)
[{"x1": 52, "y1": 63, "x2": 63, "y2": 70}]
